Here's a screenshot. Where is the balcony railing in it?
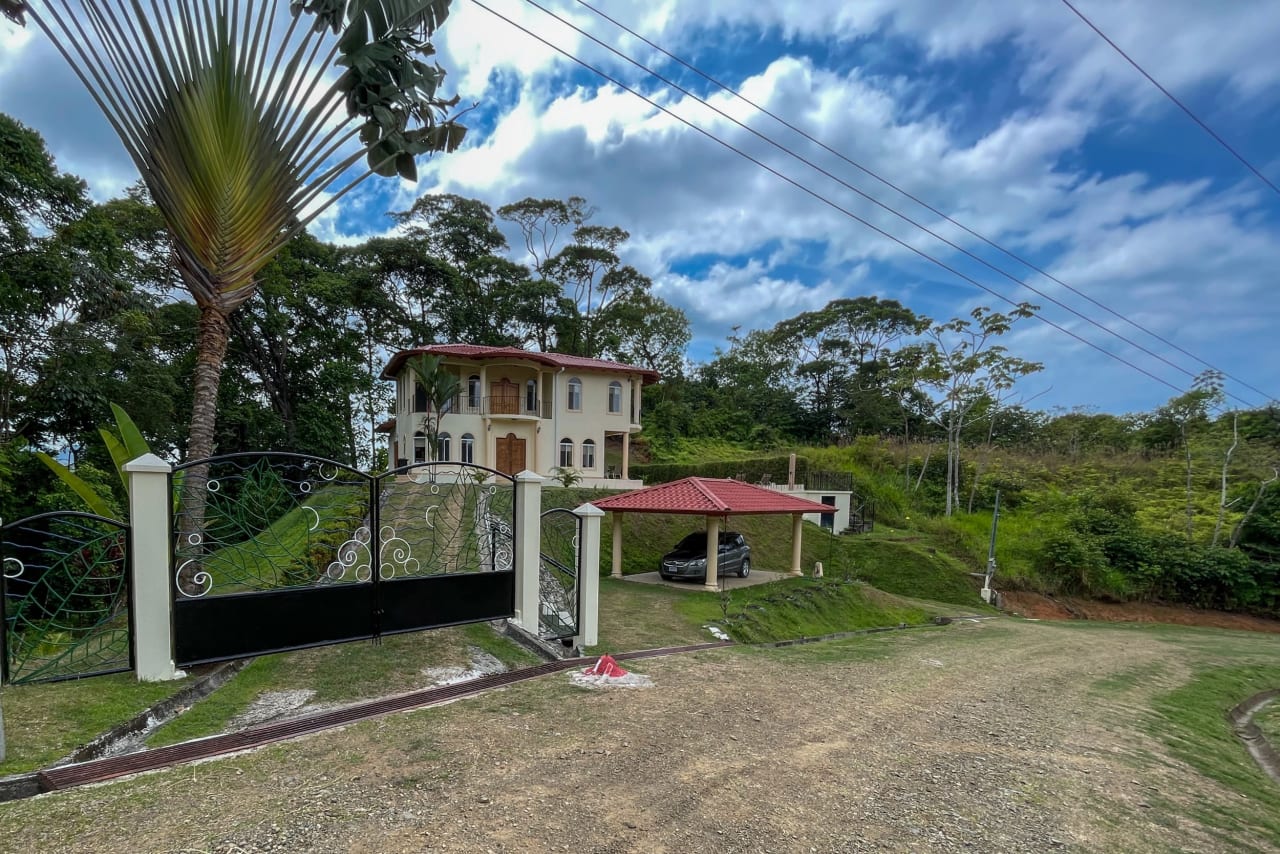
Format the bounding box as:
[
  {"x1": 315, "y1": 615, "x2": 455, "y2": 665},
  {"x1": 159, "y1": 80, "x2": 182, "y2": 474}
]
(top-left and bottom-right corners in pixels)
[
  {"x1": 808, "y1": 470, "x2": 854, "y2": 492},
  {"x1": 484, "y1": 396, "x2": 541, "y2": 418},
  {"x1": 405, "y1": 396, "x2": 551, "y2": 419}
]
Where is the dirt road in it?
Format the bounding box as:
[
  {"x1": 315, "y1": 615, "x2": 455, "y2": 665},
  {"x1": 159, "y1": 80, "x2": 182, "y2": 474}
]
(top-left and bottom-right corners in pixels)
[{"x1": 1, "y1": 619, "x2": 1276, "y2": 853}]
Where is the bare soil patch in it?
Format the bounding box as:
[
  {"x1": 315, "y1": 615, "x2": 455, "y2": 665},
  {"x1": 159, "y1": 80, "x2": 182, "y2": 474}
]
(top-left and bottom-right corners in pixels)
[{"x1": 1002, "y1": 590, "x2": 1280, "y2": 633}]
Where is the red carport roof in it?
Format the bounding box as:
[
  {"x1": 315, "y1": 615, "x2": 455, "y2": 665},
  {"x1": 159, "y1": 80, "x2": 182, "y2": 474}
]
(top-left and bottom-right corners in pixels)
[{"x1": 589, "y1": 477, "x2": 833, "y2": 516}]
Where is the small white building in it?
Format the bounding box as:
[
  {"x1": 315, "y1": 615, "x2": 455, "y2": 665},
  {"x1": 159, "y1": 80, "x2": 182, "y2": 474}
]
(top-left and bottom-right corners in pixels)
[{"x1": 378, "y1": 344, "x2": 658, "y2": 487}]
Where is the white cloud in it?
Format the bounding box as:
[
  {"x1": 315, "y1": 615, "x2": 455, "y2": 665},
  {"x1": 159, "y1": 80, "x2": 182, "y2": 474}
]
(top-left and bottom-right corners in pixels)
[{"x1": 3, "y1": 0, "x2": 1279, "y2": 412}]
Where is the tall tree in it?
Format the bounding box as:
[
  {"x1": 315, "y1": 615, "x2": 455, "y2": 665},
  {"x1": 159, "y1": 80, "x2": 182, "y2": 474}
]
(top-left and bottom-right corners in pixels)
[
  {"x1": 0, "y1": 114, "x2": 90, "y2": 442},
  {"x1": 919, "y1": 304, "x2": 1041, "y2": 516},
  {"x1": 6, "y1": 1, "x2": 466, "y2": 472},
  {"x1": 768, "y1": 296, "x2": 927, "y2": 442}
]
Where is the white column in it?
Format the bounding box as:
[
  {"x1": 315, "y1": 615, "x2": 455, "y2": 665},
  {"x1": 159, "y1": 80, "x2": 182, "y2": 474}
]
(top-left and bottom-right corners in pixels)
[
  {"x1": 513, "y1": 470, "x2": 543, "y2": 635},
  {"x1": 574, "y1": 503, "x2": 604, "y2": 648},
  {"x1": 622, "y1": 433, "x2": 631, "y2": 480},
  {"x1": 703, "y1": 515, "x2": 721, "y2": 592},
  {"x1": 124, "y1": 453, "x2": 184, "y2": 682},
  {"x1": 790, "y1": 513, "x2": 804, "y2": 576},
  {"x1": 611, "y1": 512, "x2": 623, "y2": 578}
]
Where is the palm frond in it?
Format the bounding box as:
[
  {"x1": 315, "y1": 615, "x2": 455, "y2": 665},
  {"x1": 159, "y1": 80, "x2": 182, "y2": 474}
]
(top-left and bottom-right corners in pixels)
[{"x1": 22, "y1": 0, "x2": 465, "y2": 309}]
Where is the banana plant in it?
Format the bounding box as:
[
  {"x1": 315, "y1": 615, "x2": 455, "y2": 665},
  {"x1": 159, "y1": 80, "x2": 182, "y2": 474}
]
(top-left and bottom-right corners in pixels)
[{"x1": 35, "y1": 404, "x2": 154, "y2": 520}]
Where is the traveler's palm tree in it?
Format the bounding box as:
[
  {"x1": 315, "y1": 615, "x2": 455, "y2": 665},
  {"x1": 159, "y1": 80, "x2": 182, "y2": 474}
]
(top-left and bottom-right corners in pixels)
[{"x1": 3, "y1": 0, "x2": 466, "y2": 465}]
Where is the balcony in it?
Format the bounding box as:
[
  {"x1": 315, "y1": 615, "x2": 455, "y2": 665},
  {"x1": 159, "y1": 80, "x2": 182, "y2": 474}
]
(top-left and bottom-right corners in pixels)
[
  {"x1": 405, "y1": 394, "x2": 551, "y2": 420},
  {"x1": 483, "y1": 395, "x2": 545, "y2": 419}
]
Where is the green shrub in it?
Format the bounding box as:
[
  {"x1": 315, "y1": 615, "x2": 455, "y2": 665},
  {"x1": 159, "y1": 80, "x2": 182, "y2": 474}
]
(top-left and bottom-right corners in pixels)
[{"x1": 1035, "y1": 528, "x2": 1106, "y2": 594}]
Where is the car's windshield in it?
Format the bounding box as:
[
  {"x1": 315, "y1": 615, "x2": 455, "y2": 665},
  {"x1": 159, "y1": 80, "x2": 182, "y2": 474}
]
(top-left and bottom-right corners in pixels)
[{"x1": 674, "y1": 533, "x2": 706, "y2": 550}]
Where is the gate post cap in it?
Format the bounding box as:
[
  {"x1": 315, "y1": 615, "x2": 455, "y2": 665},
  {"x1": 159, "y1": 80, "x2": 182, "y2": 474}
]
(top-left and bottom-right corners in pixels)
[
  {"x1": 573, "y1": 503, "x2": 605, "y2": 518},
  {"x1": 514, "y1": 470, "x2": 545, "y2": 483},
  {"x1": 123, "y1": 453, "x2": 172, "y2": 473}
]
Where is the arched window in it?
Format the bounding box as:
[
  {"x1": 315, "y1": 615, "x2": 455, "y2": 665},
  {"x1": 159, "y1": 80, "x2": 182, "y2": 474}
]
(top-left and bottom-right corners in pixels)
[
  {"x1": 526, "y1": 379, "x2": 538, "y2": 414},
  {"x1": 413, "y1": 380, "x2": 428, "y2": 413},
  {"x1": 437, "y1": 432, "x2": 451, "y2": 461},
  {"x1": 413, "y1": 431, "x2": 427, "y2": 463},
  {"x1": 608, "y1": 381, "x2": 623, "y2": 414},
  {"x1": 581, "y1": 439, "x2": 596, "y2": 469},
  {"x1": 567, "y1": 377, "x2": 582, "y2": 411},
  {"x1": 467, "y1": 374, "x2": 480, "y2": 410},
  {"x1": 559, "y1": 438, "x2": 574, "y2": 468},
  {"x1": 460, "y1": 433, "x2": 475, "y2": 464}
]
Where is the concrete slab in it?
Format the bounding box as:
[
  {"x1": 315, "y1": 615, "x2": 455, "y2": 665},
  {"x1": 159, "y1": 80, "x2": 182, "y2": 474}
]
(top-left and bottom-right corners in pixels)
[{"x1": 623, "y1": 569, "x2": 786, "y2": 591}]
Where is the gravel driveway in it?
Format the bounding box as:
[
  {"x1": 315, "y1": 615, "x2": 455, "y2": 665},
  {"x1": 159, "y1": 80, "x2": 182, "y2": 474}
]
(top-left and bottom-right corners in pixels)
[{"x1": 0, "y1": 618, "x2": 1273, "y2": 853}]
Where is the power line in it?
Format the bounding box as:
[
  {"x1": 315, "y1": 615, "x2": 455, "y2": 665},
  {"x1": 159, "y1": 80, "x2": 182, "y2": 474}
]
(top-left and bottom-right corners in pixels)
[
  {"x1": 569, "y1": 0, "x2": 1276, "y2": 407},
  {"x1": 511, "y1": 0, "x2": 1258, "y2": 409},
  {"x1": 1060, "y1": 0, "x2": 1280, "y2": 201},
  {"x1": 468, "y1": 0, "x2": 1198, "y2": 401}
]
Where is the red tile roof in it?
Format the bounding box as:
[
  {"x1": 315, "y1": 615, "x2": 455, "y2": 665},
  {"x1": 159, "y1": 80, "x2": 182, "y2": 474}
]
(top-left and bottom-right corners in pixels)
[
  {"x1": 589, "y1": 477, "x2": 833, "y2": 516},
  {"x1": 382, "y1": 344, "x2": 660, "y2": 384}
]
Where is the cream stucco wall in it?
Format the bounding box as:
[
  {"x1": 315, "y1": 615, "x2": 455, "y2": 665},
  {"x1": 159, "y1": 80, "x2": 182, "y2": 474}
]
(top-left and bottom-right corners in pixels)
[{"x1": 387, "y1": 355, "x2": 645, "y2": 483}]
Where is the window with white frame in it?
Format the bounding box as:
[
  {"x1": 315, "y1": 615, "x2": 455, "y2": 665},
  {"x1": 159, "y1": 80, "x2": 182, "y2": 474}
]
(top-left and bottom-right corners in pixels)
[
  {"x1": 467, "y1": 374, "x2": 480, "y2": 410},
  {"x1": 437, "y1": 432, "x2": 451, "y2": 461},
  {"x1": 526, "y1": 379, "x2": 537, "y2": 413},
  {"x1": 567, "y1": 377, "x2": 582, "y2": 411},
  {"x1": 460, "y1": 433, "x2": 474, "y2": 464},
  {"x1": 581, "y1": 439, "x2": 596, "y2": 469},
  {"x1": 608, "y1": 381, "x2": 622, "y2": 413},
  {"x1": 413, "y1": 431, "x2": 427, "y2": 462},
  {"x1": 559, "y1": 438, "x2": 574, "y2": 468}
]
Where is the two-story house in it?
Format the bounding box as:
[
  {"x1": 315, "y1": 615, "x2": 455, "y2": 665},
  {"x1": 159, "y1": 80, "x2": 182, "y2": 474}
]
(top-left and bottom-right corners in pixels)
[{"x1": 378, "y1": 344, "x2": 658, "y2": 487}]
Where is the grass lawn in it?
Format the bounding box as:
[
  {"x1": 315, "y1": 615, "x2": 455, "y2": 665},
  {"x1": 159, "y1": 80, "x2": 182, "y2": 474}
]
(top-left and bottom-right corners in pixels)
[
  {"x1": 1148, "y1": 656, "x2": 1280, "y2": 844},
  {"x1": 0, "y1": 673, "x2": 192, "y2": 775},
  {"x1": 145, "y1": 621, "x2": 540, "y2": 748}
]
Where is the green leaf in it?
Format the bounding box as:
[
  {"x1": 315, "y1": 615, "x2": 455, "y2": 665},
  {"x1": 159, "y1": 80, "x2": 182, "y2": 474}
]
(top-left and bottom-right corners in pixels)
[
  {"x1": 337, "y1": 10, "x2": 368, "y2": 54},
  {"x1": 34, "y1": 452, "x2": 117, "y2": 519},
  {"x1": 110, "y1": 402, "x2": 152, "y2": 461},
  {"x1": 395, "y1": 151, "x2": 416, "y2": 181},
  {"x1": 100, "y1": 429, "x2": 132, "y2": 495}
]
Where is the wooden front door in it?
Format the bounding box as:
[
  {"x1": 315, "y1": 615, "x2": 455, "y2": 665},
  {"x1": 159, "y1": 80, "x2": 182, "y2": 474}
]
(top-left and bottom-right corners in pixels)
[
  {"x1": 495, "y1": 432, "x2": 526, "y2": 476},
  {"x1": 490, "y1": 378, "x2": 519, "y2": 415}
]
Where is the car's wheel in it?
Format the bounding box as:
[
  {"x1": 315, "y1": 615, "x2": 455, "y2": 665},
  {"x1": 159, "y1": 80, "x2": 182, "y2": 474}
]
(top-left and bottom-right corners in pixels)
[{"x1": 738, "y1": 557, "x2": 751, "y2": 578}]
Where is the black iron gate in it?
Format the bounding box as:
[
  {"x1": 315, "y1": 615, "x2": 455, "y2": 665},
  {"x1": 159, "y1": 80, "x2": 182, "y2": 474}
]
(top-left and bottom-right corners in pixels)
[
  {"x1": 171, "y1": 454, "x2": 515, "y2": 667},
  {"x1": 1, "y1": 512, "x2": 133, "y2": 685},
  {"x1": 538, "y1": 508, "x2": 581, "y2": 641}
]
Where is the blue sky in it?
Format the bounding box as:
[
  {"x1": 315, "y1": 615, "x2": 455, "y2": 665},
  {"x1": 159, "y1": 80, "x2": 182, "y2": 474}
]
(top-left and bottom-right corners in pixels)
[{"x1": 3, "y1": 0, "x2": 1280, "y2": 415}]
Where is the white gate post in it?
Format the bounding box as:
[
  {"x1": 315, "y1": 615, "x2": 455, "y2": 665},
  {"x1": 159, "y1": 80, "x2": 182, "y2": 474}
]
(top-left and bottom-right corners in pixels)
[
  {"x1": 573, "y1": 503, "x2": 604, "y2": 648},
  {"x1": 513, "y1": 470, "x2": 543, "y2": 635},
  {"x1": 124, "y1": 454, "x2": 184, "y2": 682}
]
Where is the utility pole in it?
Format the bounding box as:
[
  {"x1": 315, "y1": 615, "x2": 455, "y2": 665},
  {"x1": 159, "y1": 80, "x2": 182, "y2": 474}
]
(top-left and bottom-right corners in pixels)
[{"x1": 981, "y1": 490, "x2": 1000, "y2": 605}]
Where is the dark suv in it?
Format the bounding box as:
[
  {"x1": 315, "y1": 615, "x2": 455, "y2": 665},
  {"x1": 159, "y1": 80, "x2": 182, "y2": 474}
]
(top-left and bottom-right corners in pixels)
[{"x1": 659, "y1": 531, "x2": 751, "y2": 581}]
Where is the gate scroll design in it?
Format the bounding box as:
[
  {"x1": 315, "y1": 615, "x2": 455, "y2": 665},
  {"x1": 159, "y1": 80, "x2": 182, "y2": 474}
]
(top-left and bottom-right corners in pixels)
[
  {"x1": 170, "y1": 454, "x2": 516, "y2": 666},
  {"x1": 1, "y1": 512, "x2": 132, "y2": 685},
  {"x1": 538, "y1": 508, "x2": 581, "y2": 641}
]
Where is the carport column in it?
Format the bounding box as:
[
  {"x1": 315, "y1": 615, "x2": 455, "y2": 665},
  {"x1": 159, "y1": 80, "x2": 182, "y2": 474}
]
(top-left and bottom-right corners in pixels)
[
  {"x1": 574, "y1": 503, "x2": 604, "y2": 647},
  {"x1": 611, "y1": 512, "x2": 623, "y2": 578},
  {"x1": 703, "y1": 515, "x2": 721, "y2": 592},
  {"x1": 790, "y1": 513, "x2": 804, "y2": 576},
  {"x1": 513, "y1": 470, "x2": 543, "y2": 635},
  {"x1": 124, "y1": 454, "x2": 184, "y2": 682}
]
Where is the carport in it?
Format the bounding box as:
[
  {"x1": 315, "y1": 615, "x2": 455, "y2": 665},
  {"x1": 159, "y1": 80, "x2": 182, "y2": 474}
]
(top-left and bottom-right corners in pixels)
[{"x1": 590, "y1": 477, "x2": 835, "y2": 591}]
